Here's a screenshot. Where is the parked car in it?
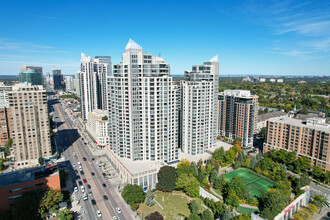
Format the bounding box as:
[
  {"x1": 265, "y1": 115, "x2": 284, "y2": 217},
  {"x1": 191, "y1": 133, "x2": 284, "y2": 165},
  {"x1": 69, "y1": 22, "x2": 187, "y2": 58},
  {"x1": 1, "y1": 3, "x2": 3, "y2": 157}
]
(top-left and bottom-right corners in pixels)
[
  {"x1": 83, "y1": 194, "x2": 88, "y2": 201},
  {"x1": 103, "y1": 195, "x2": 108, "y2": 200},
  {"x1": 102, "y1": 183, "x2": 106, "y2": 187},
  {"x1": 96, "y1": 210, "x2": 102, "y2": 218},
  {"x1": 74, "y1": 186, "x2": 78, "y2": 192},
  {"x1": 83, "y1": 179, "x2": 87, "y2": 183},
  {"x1": 91, "y1": 199, "x2": 96, "y2": 205},
  {"x1": 91, "y1": 172, "x2": 95, "y2": 176},
  {"x1": 88, "y1": 190, "x2": 93, "y2": 196},
  {"x1": 81, "y1": 186, "x2": 85, "y2": 193},
  {"x1": 116, "y1": 207, "x2": 121, "y2": 213}
]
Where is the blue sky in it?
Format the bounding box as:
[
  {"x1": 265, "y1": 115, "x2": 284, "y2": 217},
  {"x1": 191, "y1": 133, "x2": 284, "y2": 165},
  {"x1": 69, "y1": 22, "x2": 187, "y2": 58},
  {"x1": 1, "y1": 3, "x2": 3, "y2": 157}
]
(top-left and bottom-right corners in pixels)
[{"x1": 0, "y1": 0, "x2": 330, "y2": 76}]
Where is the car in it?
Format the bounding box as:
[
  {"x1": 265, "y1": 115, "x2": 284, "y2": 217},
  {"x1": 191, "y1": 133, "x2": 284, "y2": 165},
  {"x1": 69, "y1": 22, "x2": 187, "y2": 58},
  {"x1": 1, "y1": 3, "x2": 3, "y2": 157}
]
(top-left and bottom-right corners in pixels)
[
  {"x1": 78, "y1": 181, "x2": 83, "y2": 186},
  {"x1": 74, "y1": 170, "x2": 78, "y2": 174},
  {"x1": 77, "y1": 161, "x2": 81, "y2": 165},
  {"x1": 74, "y1": 155, "x2": 78, "y2": 159},
  {"x1": 96, "y1": 210, "x2": 102, "y2": 218},
  {"x1": 76, "y1": 175, "x2": 81, "y2": 180},
  {"x1": 103, "y1": 195, "x2": 108, "y2": 200},
  {"x1": 83, "y1": 157, "x2": 87, "y2": 161},
  {"x1": 102, "y1": 183, "x2": 106, "y2": 187},
  {"x1": 113, "y1": 216, "x2": 118, "y2": 220},
  {"x1": 91, "y1": 172, "x2": 95, "y2": 176},
  {"x1": 104, "y1": 175, "x2": 108, "y2": 180},
  {"x1": 83, "y1": 179, "x2": 87, "y2": 183},
  {"x1": 84, "y1": 142, "x2": 87, "y2": 145},
  {"x1": 87, "y1": 184, "x2": 91, "y2": 189},
  {"x1": 80, "y1": 171, "x2": 84, "y2": 175},
  {"x1": 72, "y1": 163, "x2": 76, "y2": 168},
  {"x1": 92, "y1": 158, "x2": 95, "y2": 161},
  {"x1": 73, "y1": 152, "x2": 76, "y2": 156},
  {"x1": 83, "y1": 194, "x2": 88, "y2": 201},
  {"x1": 81, "y1": 186, "x2": 85, "y2": 193},
  {"x1": 102, "y1": 172, "x2": 106, "y2": 176},
  {"x1": 88, "y1": 190, "x2": 93, "y2": 196},
  {"x1": 91, "y1": 199, "x2": 96, "y2": 205},
  {"x1": 116, "y1": 207, "x2": 121, "y2": 213},
  {"x1": 81, "y1": 138, "x2": 84, "y2": 140},
  {"x1": 74, "y1": 186, "x2": 78, "y2": 192},
  {"x1": 98, "y1": 165, "x2": 102, "y2": 169}
]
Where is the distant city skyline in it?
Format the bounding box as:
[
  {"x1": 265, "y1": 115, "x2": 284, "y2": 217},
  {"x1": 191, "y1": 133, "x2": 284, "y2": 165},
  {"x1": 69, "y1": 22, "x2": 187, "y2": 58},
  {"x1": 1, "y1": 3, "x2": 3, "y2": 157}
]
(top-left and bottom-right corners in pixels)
[{"x1": 0, "y1": 0, "x2": 330, "y2": 76}]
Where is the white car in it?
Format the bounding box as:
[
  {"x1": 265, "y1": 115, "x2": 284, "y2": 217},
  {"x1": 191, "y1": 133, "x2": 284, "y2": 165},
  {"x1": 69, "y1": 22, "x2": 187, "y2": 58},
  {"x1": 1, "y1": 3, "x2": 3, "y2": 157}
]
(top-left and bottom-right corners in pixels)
[
  {"x1": 81, "y1": 186, "x2": 85, "y2": 193},
  {"x1": 72, "y1": 163, "x2": 76, "y2": 168},
  {"x1": 83, "y1": 194, "x2": 88, "y2": 201},
  {"x1": 113, "y1": 216, "x2": 118, "y2": 220},
  {"x1": 77, "y1": 161, "x2": 81, "y2": 165},
  {"x1": 116, "y1": 207, "x2": 121, "y2": 213},
  {"x1": 96, "y1": 210, "x2": 102, "y2": 218},
  {"x1": 74, "y1": 186, "x2": 78, "y2": 192},
  {"x1": 73, "y1": 152, "x2": 76, "y2": 156},
  {"x1": 79, "y1": 167, "x2": 83, "y2": 172}
]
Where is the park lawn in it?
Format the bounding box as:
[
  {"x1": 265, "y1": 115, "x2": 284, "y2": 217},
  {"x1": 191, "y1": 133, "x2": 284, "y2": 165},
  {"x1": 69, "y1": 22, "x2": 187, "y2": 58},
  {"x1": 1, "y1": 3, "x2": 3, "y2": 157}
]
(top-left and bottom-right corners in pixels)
[
  {"x1": 137, "y1": 191, "x2": 204, "y2": 219},
  {"x1": 237, "y1": 206, "x2": 259, "y2": 215}
]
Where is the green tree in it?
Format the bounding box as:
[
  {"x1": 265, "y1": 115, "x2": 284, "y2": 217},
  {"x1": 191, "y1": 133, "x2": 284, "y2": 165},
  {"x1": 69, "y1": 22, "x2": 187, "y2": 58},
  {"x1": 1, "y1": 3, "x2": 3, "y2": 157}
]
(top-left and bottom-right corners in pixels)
[
  {"x1": 38, "y1": 156, "x2": 44, "y2": 165},
  {"x1": 190, "y1": 161, "x2": 199, "y2": 177},
  {"x1": 188, "y1": 200, "x2": 199, "y2": 214},
  {"x1": 0, "y1": 159, "x2": 4, "y2": 171},
  {"x1": 145, "y1": 211, "x2": 163, "y2": 220},
  {"x1": 225, "y1": 148, "x2": 236, "y2": 164},
  {"x1": 222, "y1": 207, "x2": 235, "y2": 220},
  {"x1": 225, "y1": 176, "x2": 246, "y2": 199},
  {"x1": 259, "y1": 127, "x2": 267, "y2": 140},
  {"x1": 214, "y1": 175, "x2": 227, "y2": 190},
  {"x1": 176, "y1": 174, "x2": 200, "y2": 197},
  {"x1": 312, "y1": 166, "x2": 324, "y2": 181},
  {"x1": 121, "y1": 184, "x2": 146, "y2": 206},
  {"x1": 39, "y1": 188, "x2": 63, "y2": 218},
  {"x1": 156, "y1": 166, "x2": 177, "y2": 192},
  {"x1": 146, "y1": 190, "x2": 155, "y2": 207},
  {"x1": 258, "y1": 190, "x2": 286, "y2": 220},
  {"x1": 224, "y1": 190, "x2": 240, "y2": 208},
  {"x1": 101, "y1": 115, "x2": 108, "y2": 120},
  {"x1": 209, "y1": 169, "x2": 218, "y2": 184},
  {"x1": 187, "y1": 213, "x2": 201, "y2": 220},
  {"x1": 56, "y1": 208, "x2": 73, "y2": 220},
  {"x1": 311, "y1": 195, "x2": 327, "y2": 213},
  {"x1": 232, "y1": 213, "x2": 251, "y2": 220},
  {"x1": 201, "y1": 209, "x2": 213, "y2": 220},
  {"x1": 213, "y1": 147, "x2": 225, "y2": 162}
]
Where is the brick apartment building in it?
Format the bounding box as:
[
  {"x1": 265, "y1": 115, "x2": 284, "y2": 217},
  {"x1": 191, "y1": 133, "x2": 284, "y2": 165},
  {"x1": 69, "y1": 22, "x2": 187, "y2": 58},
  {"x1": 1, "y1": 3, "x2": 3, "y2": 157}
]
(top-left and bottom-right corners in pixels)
[
  {"x1": 0, "y1": 107, "x2": 11, "y2": 146},
  {"x1": 264, "y1": 117, "x2": 330, "y2": 171},
  {"x1": 0, "y1": 166, "x2": 60, "y2": 211},
  {"x1": 218, "y1": 90, "x2": 258, "y2": 147}
]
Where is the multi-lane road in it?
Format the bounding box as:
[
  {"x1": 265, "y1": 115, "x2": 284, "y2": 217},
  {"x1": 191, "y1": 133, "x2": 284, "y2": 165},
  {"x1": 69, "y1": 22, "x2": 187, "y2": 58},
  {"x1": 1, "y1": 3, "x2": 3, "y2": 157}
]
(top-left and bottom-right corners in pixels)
[{"x1": 49, "y1": 94, "x2": 134, "y2": 220}]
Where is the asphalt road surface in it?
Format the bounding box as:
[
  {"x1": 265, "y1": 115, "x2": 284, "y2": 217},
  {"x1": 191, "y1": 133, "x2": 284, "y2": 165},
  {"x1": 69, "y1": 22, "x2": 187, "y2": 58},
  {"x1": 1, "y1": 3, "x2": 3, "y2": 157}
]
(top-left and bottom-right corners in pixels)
[{"x1": 50, "y1": 95, "x2": 134, "y2": 220}]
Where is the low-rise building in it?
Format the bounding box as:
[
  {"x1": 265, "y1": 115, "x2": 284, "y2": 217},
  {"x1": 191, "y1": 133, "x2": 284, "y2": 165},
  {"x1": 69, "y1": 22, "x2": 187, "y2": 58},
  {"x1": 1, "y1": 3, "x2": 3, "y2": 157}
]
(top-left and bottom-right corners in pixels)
[
  {"x1": 259, "y1": 78, "x2": 266, "y2": 82},
  {"x1": 0, "y1": 166, "x2": 60, "y2": 211},
  {"x1": 264, "y1": 116, "x2": 330, "y2": 171},
  {"x1": 86, "y1": 110, "x2": 109, "y2": 147},
  {"x1": 256, "y1": 111, "x2": 287, "y2": 132},
  {"x1": 277, "y1": 79, "x2": 283, "y2": 83},
  {"x1": 270, "y1": 78, "x2": 276, "y2": 83}
]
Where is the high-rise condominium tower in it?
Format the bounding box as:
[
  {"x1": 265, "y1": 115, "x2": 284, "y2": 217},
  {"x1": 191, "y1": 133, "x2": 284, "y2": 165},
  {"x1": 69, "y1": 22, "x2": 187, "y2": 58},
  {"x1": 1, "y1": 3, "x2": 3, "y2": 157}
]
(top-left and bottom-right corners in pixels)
[
  {"x1": 53, "y1": 69, "x2": 65, "y2": 90},
  {"x1": 218, "y1": 90, "x2": 258, "y2": 147},
  {"x1": 79, "y1": 53, "x2": 112, "y2": 120},
  {"x1": 108, "y1": 39, "x2": 178, "y2": 162},
  {"x1": 180, "y1": 56, "x2": 219, "y2": 155},
  {"x1": 8, "y1": 83, "x2": 51, "y2": 167}
]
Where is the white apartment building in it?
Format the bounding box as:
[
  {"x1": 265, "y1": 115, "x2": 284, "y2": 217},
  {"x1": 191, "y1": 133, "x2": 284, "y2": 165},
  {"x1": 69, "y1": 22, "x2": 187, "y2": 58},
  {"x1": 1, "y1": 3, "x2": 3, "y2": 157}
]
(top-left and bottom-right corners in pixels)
[
  {"x1": 79, "y1": 53, "x2": 111, "y2": 120},
  {"x1": 64, "y1": 76, "x2": 75, "y2": 91},
  {"x1": 74, "y1": 71, "x2": 80, "y2": 96},
  {"x1": 108, "y1": 39, "x2": 178, "y2": 163},
  {"x1": 86, "y1": 110, "x2": 109, "y2": 146},
  {"x1": 8, "y1": 83, "x2": 51, "y2": 168},
  {"x1": 180, "y1": 56, "x2": 219, "y2": 155}
]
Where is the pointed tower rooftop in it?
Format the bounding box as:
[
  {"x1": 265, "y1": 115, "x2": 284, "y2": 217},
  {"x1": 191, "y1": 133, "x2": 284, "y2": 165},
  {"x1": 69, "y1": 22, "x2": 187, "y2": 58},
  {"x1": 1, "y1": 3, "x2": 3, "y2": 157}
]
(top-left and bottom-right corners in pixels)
[
  {"x1": 125, "y1": 39, "x2": 142, "y2": 50},
  {"x1": 209, "y1": 55, "x2": 218, "y2": 62}
]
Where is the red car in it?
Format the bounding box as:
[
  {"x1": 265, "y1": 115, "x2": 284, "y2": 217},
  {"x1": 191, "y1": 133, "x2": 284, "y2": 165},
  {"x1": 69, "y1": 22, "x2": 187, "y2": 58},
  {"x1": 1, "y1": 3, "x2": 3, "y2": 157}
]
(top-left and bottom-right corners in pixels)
[{"x1": 83, "y1": 179, "x2": 87, "y2": 183}]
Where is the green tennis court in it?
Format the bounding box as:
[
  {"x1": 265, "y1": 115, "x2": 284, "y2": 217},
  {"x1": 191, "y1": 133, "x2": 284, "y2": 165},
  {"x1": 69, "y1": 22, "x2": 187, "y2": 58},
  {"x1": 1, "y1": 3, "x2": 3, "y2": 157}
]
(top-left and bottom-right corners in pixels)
[{"x1": 224, "y1": 169, "x2": 276, "y2": 197}]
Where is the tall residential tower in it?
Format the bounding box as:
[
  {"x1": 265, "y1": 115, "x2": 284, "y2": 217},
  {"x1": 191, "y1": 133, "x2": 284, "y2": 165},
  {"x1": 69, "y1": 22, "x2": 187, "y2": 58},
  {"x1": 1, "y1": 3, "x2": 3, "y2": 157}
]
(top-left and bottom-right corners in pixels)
[
  {"x1": 79, "y1": 54, "x2": 111, "y2": 120},
  {"x1": 108, "y1": 39, "x2": 178, "y2": 162},
  {"x1": 180, "y1": 56, "x2": 219, "y2": 155}
]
